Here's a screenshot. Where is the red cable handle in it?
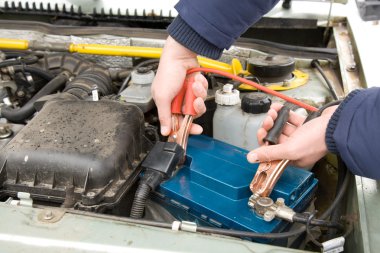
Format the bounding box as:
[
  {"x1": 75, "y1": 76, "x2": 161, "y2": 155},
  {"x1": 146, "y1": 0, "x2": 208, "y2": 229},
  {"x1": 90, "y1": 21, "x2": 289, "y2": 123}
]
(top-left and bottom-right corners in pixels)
[
  {"x1": 187, "y1": 68, "x2": 318, "y2": 112},
  {"x1": 171, "y1": 76, "x2": 197, "y2": 116}
]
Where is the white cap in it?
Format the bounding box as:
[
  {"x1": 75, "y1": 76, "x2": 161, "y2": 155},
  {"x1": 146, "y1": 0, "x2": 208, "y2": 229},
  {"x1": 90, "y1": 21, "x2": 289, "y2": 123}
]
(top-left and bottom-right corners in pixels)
[
  {"x1": 131, "y1": 70, "x2": 155, "y2": 85},
  {"x1": 215, "y1": 84, "x2": 240, "y2": 105}
]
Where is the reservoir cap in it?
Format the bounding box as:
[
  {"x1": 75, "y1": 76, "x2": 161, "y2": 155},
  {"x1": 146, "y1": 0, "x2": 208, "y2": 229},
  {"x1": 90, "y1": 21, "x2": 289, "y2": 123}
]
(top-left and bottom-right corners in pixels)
[{"x1": 241, "y1": 93, "x2": 271, "y2": 114}]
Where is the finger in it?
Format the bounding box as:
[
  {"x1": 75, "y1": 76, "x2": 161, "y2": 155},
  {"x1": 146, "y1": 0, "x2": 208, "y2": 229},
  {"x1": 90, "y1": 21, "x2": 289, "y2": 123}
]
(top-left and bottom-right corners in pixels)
[
  {"x1": 288, "y1": 110, "x2": 306, "y2": 126},
  {"x1": 270, "y1": 103, "x2": 284, "y2": 111},
  {"x1": 257, "y1": 128, "x2": 268, "y2": 146},
  {"x1": 261, "y1": 115, "x2": 274, "y2": 131},
  {"x1": 155, "y1": 98, "x2": 173, "y2": 136},
  {"x1": 277, "y1": 134, "x2": 289, "y2": 144},
  {"x1": 193, "y1": 97, "x2": 206, "y2": 118},
  {"x1": 192, "y1": 81, "x2": 207, "y2": 100},
  {"x1": 267, "y1": 108, "x2": 278, "y2": 120},
  {"x1": 282, "y1": 123, "x2": 298, "y2": 137},
  {"x1": 257, "y1": 129, "x2": 288, "y2": 146},
  {"x1": 194, "y1": 73, "x2": 208, "y2": 90},
  {"x1": 190, "y1": 123, "x2": 203, "y2": 135},
  {"x1": 247, "y1": 144, "x2": 289, "y2": 163}
]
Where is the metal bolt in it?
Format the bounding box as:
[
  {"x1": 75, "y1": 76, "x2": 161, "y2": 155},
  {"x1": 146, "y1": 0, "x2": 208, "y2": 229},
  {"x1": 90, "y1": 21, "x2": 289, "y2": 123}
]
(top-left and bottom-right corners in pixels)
[
  {"x1": 87, "y1": 191, "x2": 96, "y2": 197},
  {"x1": 16, "y1": 90, "x2": 26, "y2": 98},
  {"x1": 44, "y1": 210, "x2": 54, "y2": 220},
  {"x1": 257, "y1": 197, "x2": 274, "y2": 208},
  {"x1": 346, "y1": 64, "x2": 356, "y2": 72},
  {"x1": 276, "y1": 198, "x2": 285, "y2": 206},
  {"x1": 263, "y1": 211, "x2": 275, "y2": 222},
  {"x1": 282, "y1": 80, "x2": 290, "y2": 87},
  {"x1": 0, "y1": 125, "x2": 12, "y2": 139}
]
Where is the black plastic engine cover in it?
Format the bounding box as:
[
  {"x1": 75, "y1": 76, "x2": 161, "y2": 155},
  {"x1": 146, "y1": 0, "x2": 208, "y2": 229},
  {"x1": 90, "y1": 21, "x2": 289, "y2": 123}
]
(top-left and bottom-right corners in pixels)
[{"x1": 0, "y1": 100, "x2": 145, "y2": 208}]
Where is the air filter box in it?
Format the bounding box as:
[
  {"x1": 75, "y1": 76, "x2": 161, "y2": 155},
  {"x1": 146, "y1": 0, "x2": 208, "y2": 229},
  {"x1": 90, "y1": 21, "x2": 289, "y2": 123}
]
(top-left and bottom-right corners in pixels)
[
  {"x1": 156, "y1": 135, "x2": 317, "y2": 235},
  {"x1": 0, "y1": 100, "x2": 145, "y2": 209}
]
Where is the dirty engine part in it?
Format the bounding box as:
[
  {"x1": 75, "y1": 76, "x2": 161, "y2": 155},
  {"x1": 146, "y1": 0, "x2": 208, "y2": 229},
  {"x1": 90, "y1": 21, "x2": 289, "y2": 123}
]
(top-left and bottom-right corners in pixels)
[{"x1": 0, "y1": 100, "x2": 145, "y2": 210}]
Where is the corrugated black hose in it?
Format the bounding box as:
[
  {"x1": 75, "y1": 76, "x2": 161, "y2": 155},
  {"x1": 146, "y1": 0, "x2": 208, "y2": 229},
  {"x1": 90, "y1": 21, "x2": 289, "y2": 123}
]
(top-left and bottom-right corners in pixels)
[
  {"x1": 130, "y1": 142, "x2": 184, "y2": 219},
  {"x1": 130, "y1": 183, "x2": 152, "y2": 219}
]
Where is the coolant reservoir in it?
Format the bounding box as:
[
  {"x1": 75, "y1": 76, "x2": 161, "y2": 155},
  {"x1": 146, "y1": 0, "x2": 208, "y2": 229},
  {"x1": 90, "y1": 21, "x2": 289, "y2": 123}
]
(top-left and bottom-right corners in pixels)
[{"x1": 213, "y1": 84, "x2": 271, "y2": 151}]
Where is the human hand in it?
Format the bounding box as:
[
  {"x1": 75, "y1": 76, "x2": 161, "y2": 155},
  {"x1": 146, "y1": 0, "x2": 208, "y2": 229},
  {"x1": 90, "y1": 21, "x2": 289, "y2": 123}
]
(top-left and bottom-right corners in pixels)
[
  {"x1": 247, "y1": 103, "x2": 338, "y2": 168},
  {"x1": 152, "y1": 36, "x2": 208, "y2": 136}
]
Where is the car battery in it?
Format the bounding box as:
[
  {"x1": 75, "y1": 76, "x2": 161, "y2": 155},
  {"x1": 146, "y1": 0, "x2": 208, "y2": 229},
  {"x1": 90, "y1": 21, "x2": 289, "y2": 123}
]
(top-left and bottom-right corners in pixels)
[{"x1": 156, "y1": 135, "x2": 318, "y2": 235}]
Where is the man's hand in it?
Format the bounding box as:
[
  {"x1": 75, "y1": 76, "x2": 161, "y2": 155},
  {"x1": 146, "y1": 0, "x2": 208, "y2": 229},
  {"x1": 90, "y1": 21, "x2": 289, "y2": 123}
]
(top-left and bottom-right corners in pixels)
[
  {"x1": 152, "y1": 36, "x2": 208, "y2": 136},
  {"x1": 247, "y1": 103, "x2": 338, "y2": 168}
]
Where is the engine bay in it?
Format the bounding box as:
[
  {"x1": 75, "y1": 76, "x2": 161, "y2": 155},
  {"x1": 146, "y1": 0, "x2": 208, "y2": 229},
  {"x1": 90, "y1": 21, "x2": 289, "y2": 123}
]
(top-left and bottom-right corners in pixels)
[{"x1": 0, "y1": 5, "x2": 364, "y2": 251}]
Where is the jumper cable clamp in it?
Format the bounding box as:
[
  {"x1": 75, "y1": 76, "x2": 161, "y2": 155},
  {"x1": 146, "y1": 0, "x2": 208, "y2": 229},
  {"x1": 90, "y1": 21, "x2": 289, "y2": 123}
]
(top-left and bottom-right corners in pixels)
[
  {"x1": 168, "y1": 76, "x2": 197, "y2": 156},
  {"x1": 249, "y1": 107, "x2": 291, "y2": 212}
]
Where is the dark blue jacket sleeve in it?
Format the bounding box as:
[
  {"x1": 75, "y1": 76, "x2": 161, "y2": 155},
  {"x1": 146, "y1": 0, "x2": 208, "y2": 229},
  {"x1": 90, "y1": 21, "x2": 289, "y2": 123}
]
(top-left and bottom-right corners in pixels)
[
  {"x1": 326, "y1": 87, "x2": 380, "y2": 179},
  {"x1": 168, "y1": 0, "x2": 279, "y2": 59}
]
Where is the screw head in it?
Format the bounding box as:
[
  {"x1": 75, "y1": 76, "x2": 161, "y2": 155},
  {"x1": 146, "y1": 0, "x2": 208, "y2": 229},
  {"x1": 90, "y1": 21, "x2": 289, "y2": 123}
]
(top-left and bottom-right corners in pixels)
[
  {"x1": 263, "y1": 211, "x2": 275, "y2": 222},
  {"x1": 276, "y1": 198, "x2": 285, "y2": 206},
  {"x1": 44, "y1": 210, "x2": 54, "y2": 220},
  {"x1": 346, "y1": 64, "x2": 356, "y2": 72},
  {"x1": 0, "y1": 125, "x2": 12, "y2": 139}
]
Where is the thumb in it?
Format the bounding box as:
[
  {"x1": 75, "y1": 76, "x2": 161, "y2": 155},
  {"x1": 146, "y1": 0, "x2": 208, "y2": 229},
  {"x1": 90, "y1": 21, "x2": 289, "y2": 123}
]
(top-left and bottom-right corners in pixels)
[{"x1": 247, "y1": 144, "x2": 289, "y2": 163}]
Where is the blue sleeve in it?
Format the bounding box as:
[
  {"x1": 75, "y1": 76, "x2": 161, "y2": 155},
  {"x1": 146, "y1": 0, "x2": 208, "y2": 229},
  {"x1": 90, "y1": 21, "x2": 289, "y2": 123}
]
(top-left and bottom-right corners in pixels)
[
  {"x1": 168, "y1": 0, "x2": 279, "y2": 59},
  {"x1": 326, "y1": 88, "x2": 380, "y2": 179}
]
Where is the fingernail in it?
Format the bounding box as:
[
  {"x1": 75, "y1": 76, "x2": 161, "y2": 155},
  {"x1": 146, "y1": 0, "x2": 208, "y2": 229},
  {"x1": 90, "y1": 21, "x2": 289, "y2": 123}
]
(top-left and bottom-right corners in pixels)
[
  {"x1": 247, "y1": 153, "x2": 259, "y2": 163},
  {"x1": 161, "y1": 126, "x2": 170, "y2": 136}
]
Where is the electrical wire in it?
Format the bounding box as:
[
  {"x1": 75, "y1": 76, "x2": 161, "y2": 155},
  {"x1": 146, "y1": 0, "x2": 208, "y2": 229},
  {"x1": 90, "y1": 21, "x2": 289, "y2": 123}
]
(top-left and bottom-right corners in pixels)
[
  {"x1": 186, "y1": 67, "x2": 318, "y2": 112},
  {"x1": 306, "y1": 211, "x2": 323, "y2": 248},
  {"x1": 293, "y1": 214, "x2": 344, "y2": 230},
  {"x1": 311, "y1": 59, "x2": 339, "y2": 100}
]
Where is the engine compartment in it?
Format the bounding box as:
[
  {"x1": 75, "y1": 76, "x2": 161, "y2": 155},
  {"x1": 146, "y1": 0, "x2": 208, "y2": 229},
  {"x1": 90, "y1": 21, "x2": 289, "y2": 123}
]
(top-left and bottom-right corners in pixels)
[{"x1": 0, "y1": 17, "x2": 353, "y2": 251}]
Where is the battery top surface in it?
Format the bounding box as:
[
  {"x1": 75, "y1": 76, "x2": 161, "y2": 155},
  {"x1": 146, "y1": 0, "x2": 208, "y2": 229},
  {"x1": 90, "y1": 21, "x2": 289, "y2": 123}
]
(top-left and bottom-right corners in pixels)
[{"x1": 158, "y1": 135, "x2": 317, "y2": 233}]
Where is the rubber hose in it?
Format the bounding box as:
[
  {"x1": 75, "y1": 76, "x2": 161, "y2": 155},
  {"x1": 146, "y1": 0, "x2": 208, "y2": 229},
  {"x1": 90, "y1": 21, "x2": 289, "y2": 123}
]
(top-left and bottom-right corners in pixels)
[
  {"x1": 1, "y1": 73, "x2": 68, "y2": 123},
  {"x1": 311, "y1": 60, "x2": 339, "y2": 100},
  {"x1": 13, "y1": 65, "x2": 54, "y2": 81},
  {"x1": 130, "y1": 183, "x2": 151, "y2": 219},
  {"x1": 326, "y1": 157, "x2": 347, "y2": 239},
  {"x1": 0, "y1": 55, "x2": 39, "y2": 68},
  {"x1": 64, "y1": 70, "x2": 113, "y2": 99},
  {"x1": 293, "y1": 214, "x2": 344, "y2": 230}
]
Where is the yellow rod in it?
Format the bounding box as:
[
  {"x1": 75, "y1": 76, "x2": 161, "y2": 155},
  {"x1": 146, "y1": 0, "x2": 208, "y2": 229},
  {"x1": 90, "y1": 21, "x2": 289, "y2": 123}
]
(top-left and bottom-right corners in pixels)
[
  {"x1": 0, "y1": 38, "x2": 29, "y2": 50},
  {"x1": 197, "y1": 56, "x2": 234, "y2": 73},
  {"x1": 0, "y1": 38, "x2": 238, "y2": 73},
  {"x1": 69, "y1": 44, "x2": 163, "y2": 58},
  {"x1": 70, "y1": 43, "x2": 236, "y2": 73}
]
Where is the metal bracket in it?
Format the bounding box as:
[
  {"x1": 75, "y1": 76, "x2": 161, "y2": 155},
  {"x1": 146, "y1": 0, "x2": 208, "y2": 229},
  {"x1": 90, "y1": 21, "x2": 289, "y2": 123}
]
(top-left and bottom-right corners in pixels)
[
  {"x1": 322, "y1": 237, "x2": 345, "y2": 253},
  {"x1": 8, "y1": 192, "x2": 34, "y2": 207}
]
